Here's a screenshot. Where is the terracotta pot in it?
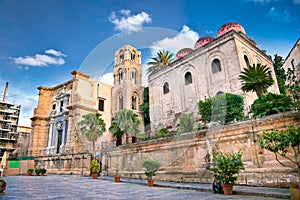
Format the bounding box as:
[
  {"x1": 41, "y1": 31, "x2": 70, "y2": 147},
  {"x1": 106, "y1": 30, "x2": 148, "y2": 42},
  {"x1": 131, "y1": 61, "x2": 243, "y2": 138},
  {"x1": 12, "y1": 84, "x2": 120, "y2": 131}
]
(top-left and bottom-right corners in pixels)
[
  {"x1": 92, "y1": 174, "x2": 98, "y2": 179},
  {"x1": 114, "y1": 176, "x2": 121, "y2": 182},
  {"x1": 222, "y1": 183, "x2": 233, "y2": 195},
  {"x1": 0, "y1": 180, "x2": 6, "y2": 192},
  {"x1": 290, "y1": 187, "x2": 300, "y2": 200},
  {"x1": 41, "y1": 173, "x2": 45, "y2": 176},
  {"x1": 27, "y1": 172, "x2": 33, "y2": 176},
  {"x1": 148, "y1": 179, "x2": 154, "y2": 187}
]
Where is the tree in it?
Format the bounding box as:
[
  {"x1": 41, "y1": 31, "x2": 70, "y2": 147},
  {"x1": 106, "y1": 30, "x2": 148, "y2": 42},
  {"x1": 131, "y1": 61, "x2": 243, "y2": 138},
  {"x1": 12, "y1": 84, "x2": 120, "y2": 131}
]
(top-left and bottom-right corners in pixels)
[
  {"x1": 179, "y1": 113, "x2": 195, "y2": 133},
  {"x1": 139, "y1": 87, "x2": 150, "y2": 131},
  {"x1": 272, "y1": 54, "x2": 286, "y2": 94},
  {"x1": 147, "y1": 50, "x2": 174, "y2": 74},
  {"x1": 109, "y1": 120, "x2": 124, "y2": 146},
  {"x1": 110, "y1": 109, "x2": 141, "y2": 144},
  {"x1": 251, "y1": 92, "x2": 294, "y2": 118},
  {"x1": 78, "y1": 112, "x2": 106, "y2": 152},
  {"x1": 259, "y1": 125, "x2": 300, "y2": 187},
  {"x1": 286, "y1": 67, "x2": 300, "y2": 110},
  {"x1": 239, "y1": 63, "x2": 274, "y2": 97},
  {"x1": 198, "y1": 93, "x2": 244, "y2": 124}
]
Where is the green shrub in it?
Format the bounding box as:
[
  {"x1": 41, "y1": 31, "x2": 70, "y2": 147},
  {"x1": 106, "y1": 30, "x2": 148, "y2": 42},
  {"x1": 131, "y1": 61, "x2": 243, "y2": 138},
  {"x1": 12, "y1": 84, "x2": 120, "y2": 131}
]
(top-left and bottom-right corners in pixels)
[
  {"x1": 142, "y1": 158, "x2": 161, "y2": 180},
  {"x1": 90, "y1": 159, "x2": 100, "y2": 174},
  {"x1": 198, "y1": 93, "x2": 244, "y2": 124},
  {"x1": 156, "y1": 128, "x2": 168, "y2": 138},
  {"x1": 251, "y1": 93, "x2": 294, "y2": 118},
  {"x1": 210, "y1": 151, "x2": 245, "y2": 184},
  {"x1": 179, "y1": 113, "x2": 194, "y2": 133},
  {"x1": 27, "y1": 168, "x2": 34, "y2": 173}
]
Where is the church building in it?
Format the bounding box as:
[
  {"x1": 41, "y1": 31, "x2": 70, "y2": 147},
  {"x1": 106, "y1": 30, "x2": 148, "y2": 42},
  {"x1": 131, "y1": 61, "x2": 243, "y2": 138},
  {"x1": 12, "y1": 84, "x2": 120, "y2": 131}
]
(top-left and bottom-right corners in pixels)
[{"x1": 29, "y1": 22, "x2": 280, "y2": 156}]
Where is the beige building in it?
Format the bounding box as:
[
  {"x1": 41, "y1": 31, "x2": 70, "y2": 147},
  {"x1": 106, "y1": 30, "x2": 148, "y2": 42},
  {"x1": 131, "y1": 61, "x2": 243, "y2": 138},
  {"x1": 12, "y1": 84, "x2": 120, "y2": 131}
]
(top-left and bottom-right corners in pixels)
[
  {"x1": 29, "y1": 71, "x2": 112, "y2": 156},
  {"x1": 15, "y1": 126, "x2": 31, "y2": 157},
  {"x1": 282, "y1": 37, "x2": 300, "y2": 82},
  {"x1": 148, "y1": 22, "x2": 280, "y2": 132}
]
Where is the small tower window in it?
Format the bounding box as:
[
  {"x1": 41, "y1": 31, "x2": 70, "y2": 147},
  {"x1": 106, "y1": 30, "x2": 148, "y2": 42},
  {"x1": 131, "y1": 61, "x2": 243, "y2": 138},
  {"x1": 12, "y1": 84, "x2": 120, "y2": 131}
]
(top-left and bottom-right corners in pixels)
[
  {"x1": 131, "y1": 94, "x2": 138, "y2": 110},
  {"x1": 131, "y1": 53, "x2": 136, "y2": 61},
  {"x1": 52, "y1": 104, "x2": 56, "y2": 110},
  {"x1": 118, "y1": 69, "x2": 123, "y2": 84},
  {"x1": 163, "y1": 82, "x2": 169, "y2": 94},
  {"x1": 132, "y1": 69, "x2": 137, "y2": 84},
  {"x1": 60, "y1": 101, "x2": 64, "y2": 112},
  {"x1": 184, "y1": 72, "x2": 192, "y2": 85},
  {"x1": 211, "y1": 58, "x2": 222, "y2": 73},
  {"x1": 119, "y1": 95, "x2": 123, "y2": 110},
  {"x1": 291, "y1": 59, "x2": 295, "y2": 70},
  {"x1": 120, "y1": 54, "x2": 124, "y2": 62}
]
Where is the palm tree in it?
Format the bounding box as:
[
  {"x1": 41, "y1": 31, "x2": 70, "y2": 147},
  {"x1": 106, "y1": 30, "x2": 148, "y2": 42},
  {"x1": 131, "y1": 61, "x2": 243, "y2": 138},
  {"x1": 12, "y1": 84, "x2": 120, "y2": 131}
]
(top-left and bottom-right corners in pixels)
[
  {"x1": 109, "y1": 120, "x2": 124, "y2": 146},
  {"x1": 110, "y1": 109, "x2": 141, "y2": 144},
  {"x1": 239, "y1": 63, "x2": 274, "y2": 97},
  {"x1": 147, "y1": 50, "x2": 174, "y2": 74},
  {"x1": 78, "y1": 112, "x2": 106, "y2": 152}
]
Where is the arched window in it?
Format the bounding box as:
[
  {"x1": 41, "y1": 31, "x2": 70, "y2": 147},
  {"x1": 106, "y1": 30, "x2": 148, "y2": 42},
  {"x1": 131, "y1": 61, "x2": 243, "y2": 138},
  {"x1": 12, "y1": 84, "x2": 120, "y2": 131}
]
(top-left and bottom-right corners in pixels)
[
  {"x1": 131, "y1": 93, "x2": 138, "y2": 110},
  {"x1": 211, "y1": 58, "x2": 222, "y2": 73},
  {"x1": 131, "y1": 53, "x2": 136, "y2": 61},
  {"x1": 132, "y1": 69, "x2": 137, "y2": 84},
  {"x1": 163, "y1": 82, "x2": 169, "y2": 94},
  {"x1": 184, "y1": 72, "x2": 192, "y2": 85},
  {"x1": 244, "y1": 55, "x2": 250, "y2": 68},
  {"x1": 118, "y1": 69, "x2": 123, "y2": 84},
  {"x1": 118, "y1": 95, "x2": 123, "y2": 110}
]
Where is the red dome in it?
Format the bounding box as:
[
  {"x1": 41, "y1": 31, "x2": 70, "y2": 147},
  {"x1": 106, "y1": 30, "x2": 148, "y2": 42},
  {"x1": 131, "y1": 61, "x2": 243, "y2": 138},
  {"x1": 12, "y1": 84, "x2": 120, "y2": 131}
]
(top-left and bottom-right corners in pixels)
[
  {"x1": 217, "y1": 22, "x2": 246, "y2": 37},
  {"x1": 194, "y1": 36, "x2": 214, "y2": 49},
  {"x1": 175, "y1": 48, "x2": 193, "y2": 60}
]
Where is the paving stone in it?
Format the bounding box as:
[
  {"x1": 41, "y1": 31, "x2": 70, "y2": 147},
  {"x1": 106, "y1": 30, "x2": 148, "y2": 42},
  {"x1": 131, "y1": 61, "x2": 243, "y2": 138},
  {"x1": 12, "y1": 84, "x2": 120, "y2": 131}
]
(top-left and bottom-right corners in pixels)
[{"x1": 0, "y1": 175, "x2": 289, "y2": 200}]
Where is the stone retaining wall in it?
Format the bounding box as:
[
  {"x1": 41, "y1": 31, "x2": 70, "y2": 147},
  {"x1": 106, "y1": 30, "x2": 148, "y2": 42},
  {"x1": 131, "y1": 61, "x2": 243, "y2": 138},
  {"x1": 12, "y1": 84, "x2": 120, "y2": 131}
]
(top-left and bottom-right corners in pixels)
[
  {"x1": 33, "y1": 111, "x2": 300, "y2": 188},
  {"x1": 102, "y1": 111, "x2": 300, "y2": 188}
]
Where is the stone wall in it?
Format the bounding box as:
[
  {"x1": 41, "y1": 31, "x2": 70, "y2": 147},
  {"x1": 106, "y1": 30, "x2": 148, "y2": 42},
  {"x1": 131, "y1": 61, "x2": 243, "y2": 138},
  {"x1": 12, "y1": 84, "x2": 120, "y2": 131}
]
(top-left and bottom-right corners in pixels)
[{"x1": 102, "y1": 111, "x2": 300, "y2": 188}]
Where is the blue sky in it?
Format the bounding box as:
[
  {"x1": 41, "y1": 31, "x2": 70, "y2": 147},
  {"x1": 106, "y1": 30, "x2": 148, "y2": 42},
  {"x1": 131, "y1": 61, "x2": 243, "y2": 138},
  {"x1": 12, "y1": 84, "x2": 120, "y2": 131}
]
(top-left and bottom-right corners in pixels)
[{"x1": 0, "y1": 0, "x2": 299, "y2": 126}]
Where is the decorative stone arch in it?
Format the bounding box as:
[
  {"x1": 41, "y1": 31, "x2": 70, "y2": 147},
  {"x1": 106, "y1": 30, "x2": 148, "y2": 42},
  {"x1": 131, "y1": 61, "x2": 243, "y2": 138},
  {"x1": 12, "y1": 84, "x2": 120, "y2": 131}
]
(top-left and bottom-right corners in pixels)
[
  {"x1": 241, "y1": 49, "x2": 252, "y2": 69},
  {"x1": 205, "y1": 50, "x2": 228, "y2": 75}
]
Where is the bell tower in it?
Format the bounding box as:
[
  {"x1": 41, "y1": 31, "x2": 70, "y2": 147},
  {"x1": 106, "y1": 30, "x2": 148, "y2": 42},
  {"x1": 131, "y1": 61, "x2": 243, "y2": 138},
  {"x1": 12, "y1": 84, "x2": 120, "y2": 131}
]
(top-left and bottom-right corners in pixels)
[{"x1": 112, "y1": 45, "x2": 143, "y2": 116}]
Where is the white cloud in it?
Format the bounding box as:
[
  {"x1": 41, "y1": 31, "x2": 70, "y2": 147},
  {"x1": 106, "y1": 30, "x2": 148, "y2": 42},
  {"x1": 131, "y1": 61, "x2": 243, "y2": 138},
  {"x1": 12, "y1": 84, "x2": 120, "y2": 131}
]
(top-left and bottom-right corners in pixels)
[
  {"x1": 244, "y1": 0, "x2": 281, "y2": 4},
  {"x1": 149, "y1": 25, "x2": 199, "y2": 55},
  {"x1": 267, "y1": 7, "x2": 297, "y2": 23},
  {"x1": 45, "y1": 49, "x2": 66, "y2": 57},
  {"x1": 294, "y1": 0, "x2": 300, "y2": 4},
  {"x1": 109, "y1": 10, "x2": 152, "y2": 32},
  {"x1": 99, "y1": 73, "x2": 114, "y2": 86},
  {"x1": 13, "y1": 49, "x2": 67, "y2": 67}
]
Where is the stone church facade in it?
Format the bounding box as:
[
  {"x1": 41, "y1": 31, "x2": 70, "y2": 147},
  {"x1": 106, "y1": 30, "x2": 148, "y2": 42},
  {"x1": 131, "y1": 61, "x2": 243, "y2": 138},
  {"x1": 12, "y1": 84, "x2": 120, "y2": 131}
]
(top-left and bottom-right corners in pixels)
[
  {"x1": 149, "y1": 22, "x2": 279, "y2": 132},
  {"x1": 29, "y1": 71, "x2": 112, "y2": 156},
  {"x1": 29, "y1": 22, "x2": 281, "y2": 156}
]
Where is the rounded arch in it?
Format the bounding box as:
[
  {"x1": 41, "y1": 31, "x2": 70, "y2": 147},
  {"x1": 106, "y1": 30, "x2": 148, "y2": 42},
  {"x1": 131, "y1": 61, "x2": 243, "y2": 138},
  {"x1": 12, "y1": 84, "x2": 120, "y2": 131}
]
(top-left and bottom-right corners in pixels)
[
  {"x1": 211, "y1": 58, "x2": 222, "y2": 73},
  {"x1": 184, "y1": 71, "x2": 193, "y2": 85},
  {"x1": 205, "y1": 50, "x2": 227, "y2": 74},
  {"x1": 163, "y1": 82, "x2": 169, "y2": 94}
]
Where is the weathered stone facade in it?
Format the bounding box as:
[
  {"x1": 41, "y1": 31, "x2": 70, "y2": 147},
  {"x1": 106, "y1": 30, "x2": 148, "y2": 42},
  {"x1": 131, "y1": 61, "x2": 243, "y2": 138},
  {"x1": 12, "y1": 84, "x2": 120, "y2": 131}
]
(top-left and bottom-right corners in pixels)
[
  {"x1": 29, "y1": 70, "x2": 112, "y2": 156},
  {"x1": 149, "y1": 26, "x2": 280, "y2": 133},
  {"x1": 102, "y1": 111, "x2": 299, "y2": 188},
  {"x1": 283, "y1": 37, "x2": 300, "y2": 82}
]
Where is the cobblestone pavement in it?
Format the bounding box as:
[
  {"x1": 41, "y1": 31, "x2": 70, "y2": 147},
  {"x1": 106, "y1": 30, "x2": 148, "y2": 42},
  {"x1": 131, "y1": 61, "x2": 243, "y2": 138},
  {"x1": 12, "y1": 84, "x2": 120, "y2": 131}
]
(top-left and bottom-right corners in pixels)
[{"x1": 0, "y1": 175, "x2": 287, "y2": 200}]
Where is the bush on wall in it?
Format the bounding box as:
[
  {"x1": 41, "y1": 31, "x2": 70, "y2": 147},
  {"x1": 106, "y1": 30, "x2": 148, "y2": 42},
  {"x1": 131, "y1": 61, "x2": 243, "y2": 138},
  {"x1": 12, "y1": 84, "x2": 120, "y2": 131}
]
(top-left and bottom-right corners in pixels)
[{"x1": 198, "y1": 93, "x2": 244, "y2": 124}]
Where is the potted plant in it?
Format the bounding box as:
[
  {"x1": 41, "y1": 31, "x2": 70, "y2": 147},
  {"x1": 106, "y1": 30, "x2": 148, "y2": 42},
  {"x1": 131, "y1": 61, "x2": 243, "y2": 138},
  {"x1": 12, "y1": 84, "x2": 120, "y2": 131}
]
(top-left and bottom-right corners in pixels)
[
  {"x1": 41, "y1": 168, "x2": 47, "y2": 176},
  {"x1": 113, "y1": 162, "x2": 121, "y2": 183},
  {"x1": 259, "y1": 125, "x2": 300, "y2": 200},
  {"x1": 142, "y1": 158, "x2": 161, "y2": 187},
  {"x1": 90, "y1": 159, "x2": 100, "y2": 179},
  {"x1": 0, "y1": 179, "x2": 6, "y2": 192},
  {"x1": 210, "y1": 151, "x2": 244, "y2": 195},
  {"x1": 27, "y1": 168, "x2": 34, "y2": 176},
  {"x1": 35, "y1": 168, "x2": 41, "y2": 176}
]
